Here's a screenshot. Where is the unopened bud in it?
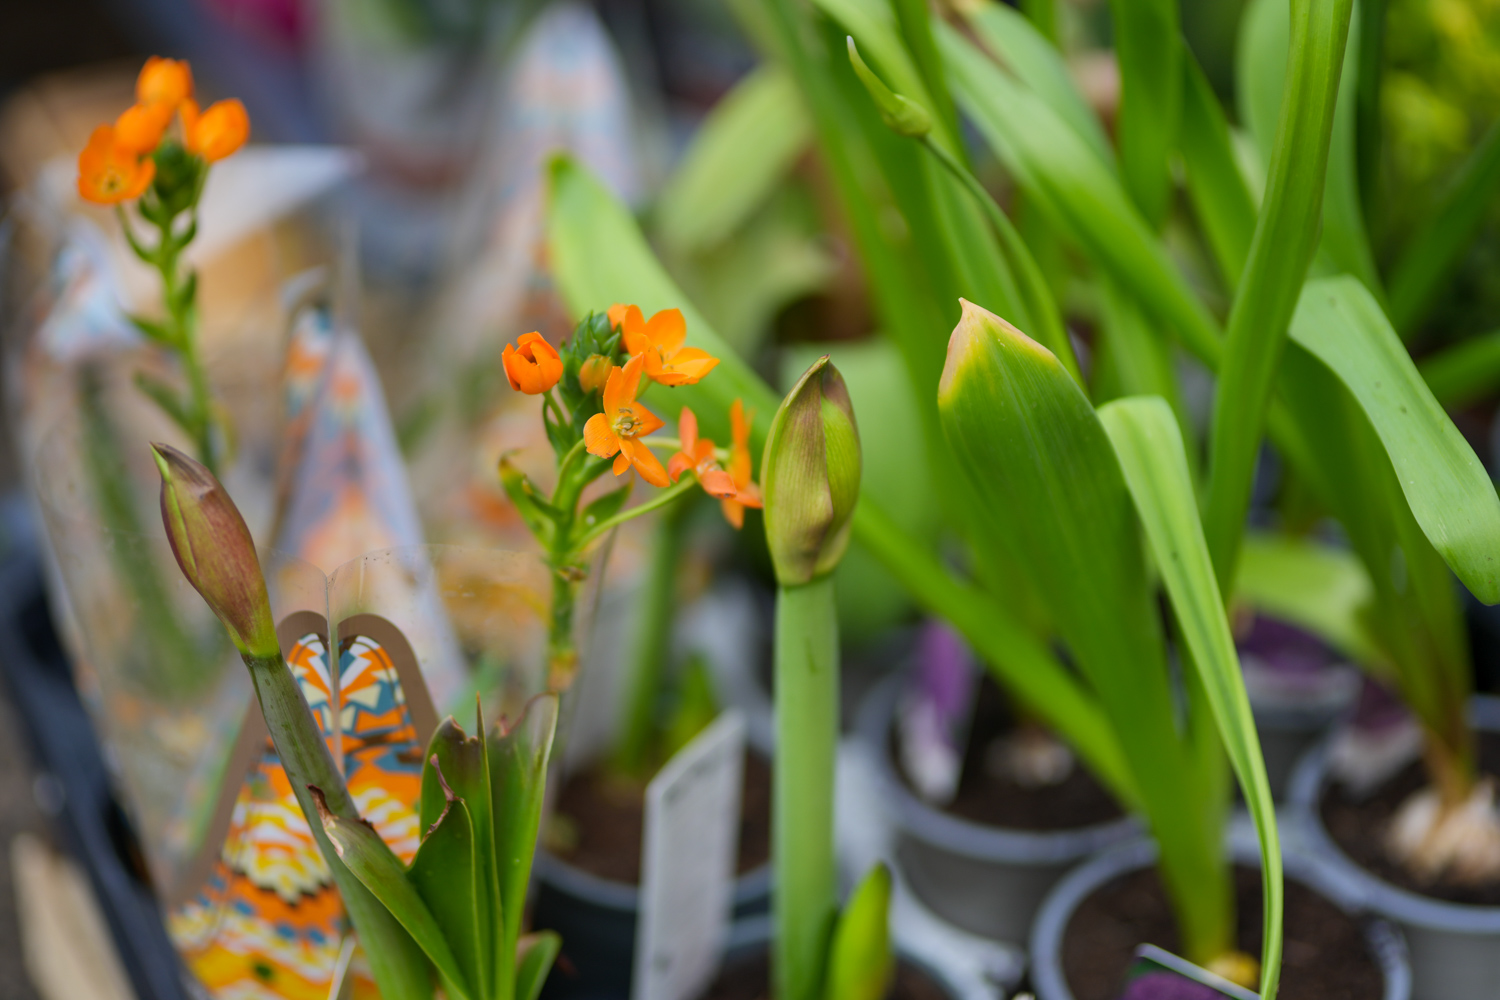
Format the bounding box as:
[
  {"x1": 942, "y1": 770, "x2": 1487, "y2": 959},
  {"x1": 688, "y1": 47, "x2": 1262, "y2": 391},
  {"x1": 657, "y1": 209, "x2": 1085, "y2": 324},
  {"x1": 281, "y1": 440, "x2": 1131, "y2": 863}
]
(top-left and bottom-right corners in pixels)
[
  {"x1": 847, "y1": 38, "x2": 932, "y2": 138},
  {"x1": 578, "y1": 354, "x2": 612, "y2": 394},
  {"x1": 761, "y1": 356, "x2": 862, "y2": 586},
  {"x1": 152, "y1": 442, "x2": 278, "y2": 658}
]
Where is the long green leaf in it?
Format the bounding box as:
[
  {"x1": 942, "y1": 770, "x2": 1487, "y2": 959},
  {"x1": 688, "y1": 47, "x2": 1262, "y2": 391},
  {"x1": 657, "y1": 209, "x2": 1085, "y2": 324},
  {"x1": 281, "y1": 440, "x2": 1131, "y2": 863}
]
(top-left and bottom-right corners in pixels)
[
  {"x1": 1418, "y1": 328, "x2": 1500, "y2": 409},
  {"x1": 545, "y1": 154, "x2": 1139, "y2": 807},
  {"x1": 939, "y1": 302, "x2": 1227, "y2": 963},
  {"x1": 959, "y1": 0, "x2": 1113, "y2": 168},
  {"x1": 409, "y1": 791, "x2": 483, "y2": 999},
  {"x1": 1203, "y1": 0, "x2": 1355, "y2": 590},
  {"x1": 1288, "y1": 276, "x2": 1500, "y2": 603},
  {"x1": 1387, "y1": 121, "x2": 1500, "y2": 335},
  {"x1": 1099, "y1": 397, "x2": 1284, "y2": 998},
  {"x1": 823, "y1": 864, "x2": 893, "y2": 1000},
  {"x1": 488, "y1": 694, "x2": 558, "y2": 964},
  {"x1": 1109, "y1": 0, "x2": 1181, "y2": 226},
  {"x1": 1235, "y1": 533, "x2": 1380, "y2": 665},
  {"x1": 655, "y1": 65, "x2": 811, "y2": 255},
  {"x1": 515, "y1": 932, "x2": 561, "y2": 1000},
  {"x1": 937, "y1": 21, "x2": 1224, "y2": 366},
  {"x1": 1179, "y1": 51, "x2": 1257, "y2": 289},
  {"x1": 424, "y1": 716, "x2": 499, "y2": 999},
  {"x1": 319, "y1": 800, "x2": 471, "y2": 1000}
]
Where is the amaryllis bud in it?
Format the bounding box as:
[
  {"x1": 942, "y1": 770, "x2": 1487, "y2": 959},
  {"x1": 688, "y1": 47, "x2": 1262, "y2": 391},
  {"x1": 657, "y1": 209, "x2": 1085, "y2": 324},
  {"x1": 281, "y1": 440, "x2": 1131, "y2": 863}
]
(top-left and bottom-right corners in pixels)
[
  {"x1": 579, "y1": 353, "x2": 612, "y2": 394},
  {"x1": 152, "y1": 442, "x2": 278, "y2": 658},
  {"x1": 761, "y1": 356, "x2": 862, "y2": 587}
]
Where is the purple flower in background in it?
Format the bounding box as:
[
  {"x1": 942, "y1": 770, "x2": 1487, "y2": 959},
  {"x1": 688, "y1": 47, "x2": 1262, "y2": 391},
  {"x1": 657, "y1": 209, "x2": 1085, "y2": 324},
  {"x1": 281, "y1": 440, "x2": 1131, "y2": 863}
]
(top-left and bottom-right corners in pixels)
[
  {"x1": 1119, "y1": 972, "x2": 1228, "y2": 1000},
  {"x1": 897, "y1": 620, "x2": 977, "y2": 803}
]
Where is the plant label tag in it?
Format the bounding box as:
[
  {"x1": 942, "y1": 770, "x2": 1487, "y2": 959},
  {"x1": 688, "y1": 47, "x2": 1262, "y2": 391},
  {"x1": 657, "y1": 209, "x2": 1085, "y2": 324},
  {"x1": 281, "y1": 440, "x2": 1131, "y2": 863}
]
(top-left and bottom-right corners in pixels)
[
  {"x1": 633, "y1": 710, "x2": 746, "y2": 1000},
  {"x1": 1120, "y1": 944, "x2": 1259, "y2": 1000}
]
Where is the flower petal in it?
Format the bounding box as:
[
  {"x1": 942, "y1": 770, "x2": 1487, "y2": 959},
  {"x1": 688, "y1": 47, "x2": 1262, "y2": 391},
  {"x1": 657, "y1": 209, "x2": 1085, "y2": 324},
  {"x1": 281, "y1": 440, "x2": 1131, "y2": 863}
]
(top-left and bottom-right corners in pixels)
[
  {"x1": 678, "y1": 407, "x2": 699, "y2": 455},
  {"x1": 621, "y1": 437, "x2": 670, "y2": 487},
  {"x1": 613, "y1": 453, "x2": 631, "y2": 477},
  {"x1": 624, "y1": 402, "x2": 664, "y2": 439},
  {"x1": 721, "y1": 498, "x2": 745, "y2": 529},
  {"x1": 584, "y1": 413, "x2": 621, "y2": 458},
  {"x1": 645, "y1": 308, "x2": 687, "y2": 353},
  {"x1": 699, "y1": 468, "x2": 737, "y2": 498}
]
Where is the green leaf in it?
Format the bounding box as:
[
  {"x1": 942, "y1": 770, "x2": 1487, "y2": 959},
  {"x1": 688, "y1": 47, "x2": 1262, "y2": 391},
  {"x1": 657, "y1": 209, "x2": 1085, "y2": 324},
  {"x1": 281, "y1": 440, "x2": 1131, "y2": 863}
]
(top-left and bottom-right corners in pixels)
[
  {"x1": 656, "y1": 65, "x2": 812, "y2": 255},
  {"x1": 316, "y1": 794, "x2": 472, "y2": 1000},
  {"x1": 1179, "y1": 50, "x2": 1257, "y2": 289},
  {"x1": 498, "y1": 456, "x2": 558, "y2": 548},
  {"x1": 823, "y1": 864, "x2": 893, "y2": 1000},
  {"x1": 938, "y1": 301, "x2": 1228, "y2": 963},
  {"x1": 1098, "y1": 396, "x2": 1284, "y2": 1000},
  {"x1": 133, "y1": 371, "x2": 190, "y2": 430},
  {"x1": 1417, "y1": 327, "x2": 1500, "y2": 409},
  {"x1": 488, "y1": 694, "x2": 558, "y2": 963},
  {"x1": 1108, "y1": 0, "x2": 1181, "y2": 226},
  {"x1": 515, "y1": 931, "x2": 561, "y2": 1000},
  {"x1": 959, "y1": 0, "x2": 1113, "y2": 168},
  {"x1": 937, "y1": 21, "x2": 1224, "y2": 366},
  {"x1": 128, "y1": 313, "x2": 176, "y2": 346},
  {"x1": 1203, "y1": 0, "x2": 1355, "y2": 589},
  {"x1": 424, "y1": 716, "x2": 499, "y2": 998},
  {"x1": 1234, "y1": 532, "x2": 1379, "y2": 665},
  {"x1": 579, "y1": 483, "x2": 632, "y2": 532},
  {"x1": 1287, "y1": 276, "x2": 1500, "y2": 604},
  {"x1": 409, "y1": 780, "x2": 483, "y2": 1000},
  {"x1": 1387, "y1": 120, "x2": 1500, "y2": 335}
]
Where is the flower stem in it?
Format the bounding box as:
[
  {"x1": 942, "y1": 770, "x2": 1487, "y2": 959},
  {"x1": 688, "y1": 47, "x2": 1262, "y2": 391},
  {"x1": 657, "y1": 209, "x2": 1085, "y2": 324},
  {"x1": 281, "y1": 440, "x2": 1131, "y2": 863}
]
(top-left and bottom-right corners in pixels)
[
  {"x1": 611, "y1": 496, "x2": 688, "y2": 777},
  {"x1": 575, "y1": 475, "x2": 697, "y2": 550},
  {"x1": 774, "y1": 575, "x2": 839, "y2": 1000}
]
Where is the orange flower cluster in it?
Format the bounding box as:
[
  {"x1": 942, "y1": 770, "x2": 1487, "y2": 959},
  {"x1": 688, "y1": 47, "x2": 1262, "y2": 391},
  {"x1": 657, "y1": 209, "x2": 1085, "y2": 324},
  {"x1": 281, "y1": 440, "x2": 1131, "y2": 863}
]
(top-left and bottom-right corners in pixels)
[
  {"x1": 77, "y1": 57, "x2": 249, "y2": 205},
  {"x1": 503, "y1": 303, "x2": 757, "y2": 525}
]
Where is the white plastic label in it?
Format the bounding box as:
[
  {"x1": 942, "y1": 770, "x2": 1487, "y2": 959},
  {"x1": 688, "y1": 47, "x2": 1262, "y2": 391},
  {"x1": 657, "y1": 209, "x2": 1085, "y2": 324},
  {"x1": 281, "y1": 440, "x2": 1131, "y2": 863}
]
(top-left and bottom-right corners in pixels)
[{"x1": 633, "y1": 710, "x2": 746, "y2": 1000}]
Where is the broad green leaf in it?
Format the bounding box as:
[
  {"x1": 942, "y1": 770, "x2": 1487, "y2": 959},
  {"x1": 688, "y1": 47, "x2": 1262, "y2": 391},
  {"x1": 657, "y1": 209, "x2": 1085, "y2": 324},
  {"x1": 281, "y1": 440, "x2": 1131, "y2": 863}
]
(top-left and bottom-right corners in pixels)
[
  {"x1": 515, "y1": 931, "x2": 561, "y2": 1000},
  {"x1": 1235, "y1": 533, "x2": 1380, "y2": 666},
  {"x1": 656, "y1": 66, "x2": 811, "y2": 255},
  {"x1": 319, "y1": 798, "x2": 472, "y2": 1000},
  {"x1": 960, "y1": 0, "x2": 1113, "y2": 168},
  {"x1": 1099, "y1": 396, "x2": 1284, "y2": 999},
  {"x1": 1108, "y1": 0, "x2": 1181, "y2": 226},
  {"x1": 1287, "y1": 276, "x2": 1500, "y2": 604},
  {"x1": 1179, "y1": 51, "x2": 1257, "y2": 289},
  {"x1": 937, "y1": 21, "x2": 1224, "y2": 366},
  {"x1": 424, "y1": 716, "x2": 499, "y2": 998},
  {"x1": 488, "y1": 694, "x2": 558, "y2": 958},
  {"x1": 1418, "y1": 328, "x2": 1500, "y2": 409},
  {"x1": 409, "y1": 791, "x2": 483, "y2": 999},
  {"x1": 938, "y1": 301, "x2": 1228, "y2": 963},
  {"x1": 1093, "y1": 274, "x2": 1195, "y2": 476},
  {"x1": 1204, "y1": 0, "x2": 1355, "y2": 590},
  {"x1": 546, "y1": 154, "x2": 1138, "y2": 808},
  {"x1": 1388, "y1": 121, "x2": 1500, "y2": 335},
  {"x1": 823, "y1": 864, "x2": 893, "y2": 1000}
]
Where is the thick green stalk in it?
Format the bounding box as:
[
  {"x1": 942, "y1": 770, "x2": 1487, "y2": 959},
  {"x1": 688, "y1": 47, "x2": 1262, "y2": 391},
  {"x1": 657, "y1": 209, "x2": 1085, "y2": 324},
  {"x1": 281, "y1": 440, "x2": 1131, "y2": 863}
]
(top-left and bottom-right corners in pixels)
[
  {"x1": 1203, "y1": 0, "x2": 1355, "y2": 591},
  {"x1": 612, "y1": 500, "x2": 687, "y2": 776},
  {"x1": 773, "y1": 576, "x2": 840, "y2": 1000},
  {"x1": 243, "y1": 650, "x2": 432, "y2": 1000}
]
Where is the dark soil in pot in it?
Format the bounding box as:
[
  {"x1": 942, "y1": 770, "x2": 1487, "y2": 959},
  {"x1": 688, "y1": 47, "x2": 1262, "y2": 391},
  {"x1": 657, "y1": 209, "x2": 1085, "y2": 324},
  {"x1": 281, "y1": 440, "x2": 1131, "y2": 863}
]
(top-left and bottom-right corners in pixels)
[
  {"x1": 1062, "y1": 865, "x2": 1384, "y2": 1000},
  {"x1": 550, "y1": 751, "x2": 771, "y2": 882},
  {"x1": 698, "y1": 951, "x2": 949, "y2": 1000},
  {"x1": 1320, "y1": 731, "x2": 1500, "y2": 906},
  {"x1": 892, "y1": 678, "x2": 1123, "y2": 831}
]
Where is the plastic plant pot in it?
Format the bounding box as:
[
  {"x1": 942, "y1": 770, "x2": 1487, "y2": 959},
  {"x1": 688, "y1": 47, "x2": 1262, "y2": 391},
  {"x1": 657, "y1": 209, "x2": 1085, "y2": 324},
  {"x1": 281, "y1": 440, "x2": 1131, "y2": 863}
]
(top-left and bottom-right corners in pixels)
[
  {"x1": 533, "y1": 832, "x2": 772, "y2": 999},
  {"x1": 855, "y1": 675, "x2": 1139, "y2": 944},
  {"x1": 1029, "y1": 835, "x2": 1412, "y2": 1000},
  {"x1": 1288, "y1": 696, "x2": 1500, "y2": 1000}
]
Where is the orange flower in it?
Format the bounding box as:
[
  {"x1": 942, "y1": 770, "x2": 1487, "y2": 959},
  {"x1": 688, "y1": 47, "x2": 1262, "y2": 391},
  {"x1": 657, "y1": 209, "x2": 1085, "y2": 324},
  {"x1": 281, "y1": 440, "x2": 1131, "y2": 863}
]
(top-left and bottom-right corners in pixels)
[
  {"x1": 114, "y1": 102, "x2": 173, "y2": 155},
  {"x1": 583, "y1": 355, "x2": 670, "y2": 487},
  {"x1": 667, "y1": 408, "x2": 736, "y2": 497},
  {"x1": 720, "y1": 400, "x2": 763, "y2": 529},
  {"x1": 77, "y1": 125, "x2": 157, "y2": 205},
  {"x1": 137, "y1": 57, "x2": 194, "y2": 108},
  {"x1": 503, "y1": 332, "x2": 564, "y2": 394},
  {"x1": 614, "y1": 304, "x2": 719, "y2": 387},
  {"x1": 183, "y1": 99, "x2": 250, "y2": 162},
  {"x1": 578, "y1": 354, "x2": 612, "y2": 394}
]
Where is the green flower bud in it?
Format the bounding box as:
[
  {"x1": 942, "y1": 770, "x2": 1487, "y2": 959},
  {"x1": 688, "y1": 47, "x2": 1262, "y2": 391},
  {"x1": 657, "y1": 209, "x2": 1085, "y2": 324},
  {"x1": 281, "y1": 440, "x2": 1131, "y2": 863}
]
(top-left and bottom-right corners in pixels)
[
  {"x1": 152, "y1": 442, "x2": 278, "y2": 658},
  {"x1": 846, "y1": 37, "x2": 932, "y2": 138},
  {"x1": 762, "y1": 356, "x2": 862, "y2": 587}
]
